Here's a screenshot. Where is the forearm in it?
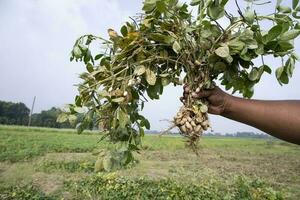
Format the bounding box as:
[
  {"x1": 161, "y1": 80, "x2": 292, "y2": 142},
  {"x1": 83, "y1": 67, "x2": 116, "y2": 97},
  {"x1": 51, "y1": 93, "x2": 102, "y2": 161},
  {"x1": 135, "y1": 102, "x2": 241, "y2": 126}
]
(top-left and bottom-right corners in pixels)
[{"x1": 222, "y1": 97, "x2": 300, "y2": 144}]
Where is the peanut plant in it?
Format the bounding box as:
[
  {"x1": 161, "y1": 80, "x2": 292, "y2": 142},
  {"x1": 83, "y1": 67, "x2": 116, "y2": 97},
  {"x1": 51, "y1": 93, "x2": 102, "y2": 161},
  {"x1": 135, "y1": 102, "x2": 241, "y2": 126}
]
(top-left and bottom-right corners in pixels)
[{"x1": 58, "y1": 0, "x2": 300, "y2": 170}]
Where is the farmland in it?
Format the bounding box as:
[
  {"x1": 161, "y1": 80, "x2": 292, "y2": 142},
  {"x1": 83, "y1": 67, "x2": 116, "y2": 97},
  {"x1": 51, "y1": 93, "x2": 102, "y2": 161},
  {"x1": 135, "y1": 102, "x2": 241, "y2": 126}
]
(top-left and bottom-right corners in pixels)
[{"x1": 0, "y1": 125, "x2": 300, "y2": 199}]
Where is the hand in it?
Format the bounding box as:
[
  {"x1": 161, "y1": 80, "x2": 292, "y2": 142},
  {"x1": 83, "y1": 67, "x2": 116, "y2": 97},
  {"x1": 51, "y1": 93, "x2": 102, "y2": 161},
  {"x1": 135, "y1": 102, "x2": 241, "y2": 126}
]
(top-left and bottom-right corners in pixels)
[{"x1": 182, "y1": 86, "x2": 232, "y2": 115}]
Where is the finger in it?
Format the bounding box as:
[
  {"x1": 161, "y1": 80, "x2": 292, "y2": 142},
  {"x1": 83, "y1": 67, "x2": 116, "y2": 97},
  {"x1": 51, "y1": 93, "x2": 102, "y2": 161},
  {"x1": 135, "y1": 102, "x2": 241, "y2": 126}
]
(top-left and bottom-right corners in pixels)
[
  {"x1": 180, "y1": 97, "x2": 184, "y2": 103},
  {"x1": 182, "y1": 91, "x2": 190, "y2": 95},
  {"x1": 184, "y1": 86, "x2": 190, "y2": 93},
  {"x1": 194, "y1": 90, "x2": 213, "y2": 99},
  {"x1": 183, "y1": 93, "x2": 189, "y2": 99}
]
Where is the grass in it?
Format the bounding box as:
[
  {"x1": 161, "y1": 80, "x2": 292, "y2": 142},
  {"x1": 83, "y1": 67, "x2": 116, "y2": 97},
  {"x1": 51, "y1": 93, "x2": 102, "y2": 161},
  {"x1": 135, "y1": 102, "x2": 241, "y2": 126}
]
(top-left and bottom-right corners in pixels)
[
  {"x1": 0, "y1": 125, "x2": 300, "y2": 199},
  {"x1": 0, "y1": 125, "x2": 108, "y2": 162}
]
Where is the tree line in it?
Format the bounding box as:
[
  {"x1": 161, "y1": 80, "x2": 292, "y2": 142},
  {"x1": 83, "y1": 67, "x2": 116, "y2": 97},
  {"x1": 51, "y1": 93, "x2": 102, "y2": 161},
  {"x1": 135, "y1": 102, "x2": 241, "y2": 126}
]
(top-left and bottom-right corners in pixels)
[
  {"x1": 0, "y1": 100, "x2": 74, "y2": 128},
  {"x1": 0, "y1": 100, "x2": 272, "y2": 138}
]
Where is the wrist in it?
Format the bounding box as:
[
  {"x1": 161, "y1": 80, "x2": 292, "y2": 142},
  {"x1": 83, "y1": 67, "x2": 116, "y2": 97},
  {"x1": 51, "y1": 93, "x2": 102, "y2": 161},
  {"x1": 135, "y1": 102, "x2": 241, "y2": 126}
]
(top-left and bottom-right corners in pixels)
[{"x1": 222, "y1": 94, "x2": 236, "y2": 116}]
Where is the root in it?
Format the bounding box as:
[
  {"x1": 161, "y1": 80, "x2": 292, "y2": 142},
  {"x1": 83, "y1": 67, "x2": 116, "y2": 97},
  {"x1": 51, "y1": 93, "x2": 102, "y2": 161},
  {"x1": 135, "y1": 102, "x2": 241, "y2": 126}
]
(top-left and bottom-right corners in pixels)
[{"x1": 159, "y1": 124, "x2": 177, "y2": 137}]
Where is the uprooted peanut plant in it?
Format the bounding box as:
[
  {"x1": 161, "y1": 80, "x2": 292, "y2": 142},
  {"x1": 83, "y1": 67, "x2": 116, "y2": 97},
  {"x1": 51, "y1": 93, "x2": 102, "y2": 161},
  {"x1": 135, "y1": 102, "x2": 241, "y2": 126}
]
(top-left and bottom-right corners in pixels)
[{"x1": 58, "y1": 0, "x2": 300, "y2": 169}]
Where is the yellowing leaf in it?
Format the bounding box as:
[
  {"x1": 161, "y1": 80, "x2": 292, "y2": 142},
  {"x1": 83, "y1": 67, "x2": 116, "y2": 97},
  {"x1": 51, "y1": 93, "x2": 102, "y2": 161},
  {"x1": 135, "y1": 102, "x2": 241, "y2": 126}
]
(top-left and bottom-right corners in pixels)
[
  {"x1": 57, "y1": 113, "x2": 69, "y2": 123},
  {"x1": 215, "y1": 46, "x2": 230, "y2": 58},
  {"x1": 172, "y1": 41, "x2": 181, "y2": 54},
  {"x1": 146, "y1": 68, "x2": 156, "y2": 85},
  {"x1": 103, "y1": 156, "x2": 113, "y2": 172},
  {"x1": 200, "y1": 105, "x2": 208, "y2": 113},
  {"x1": 94, "y1": 158, "x2": 104, "y2": 172},
  {"x1": 112, "y1": 97, "x2": 125, "y2": 103},
  {"x1": 134, "y1": 65, "x2": 146, "y2": 76}
]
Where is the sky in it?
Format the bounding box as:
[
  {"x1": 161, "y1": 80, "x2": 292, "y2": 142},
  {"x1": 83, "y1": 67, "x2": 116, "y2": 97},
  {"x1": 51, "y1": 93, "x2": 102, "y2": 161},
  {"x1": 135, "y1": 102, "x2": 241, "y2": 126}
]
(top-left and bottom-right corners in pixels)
[{"x1": 0, "y1": 0, "x2": 299, "y2": 134}]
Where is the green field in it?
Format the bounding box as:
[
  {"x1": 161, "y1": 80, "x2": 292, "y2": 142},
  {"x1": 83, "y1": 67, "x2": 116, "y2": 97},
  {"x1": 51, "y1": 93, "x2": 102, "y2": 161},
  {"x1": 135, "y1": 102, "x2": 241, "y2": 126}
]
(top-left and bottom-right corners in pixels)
[{"x1": 0, "y1": 125, "x2": 300, "y2": 199}]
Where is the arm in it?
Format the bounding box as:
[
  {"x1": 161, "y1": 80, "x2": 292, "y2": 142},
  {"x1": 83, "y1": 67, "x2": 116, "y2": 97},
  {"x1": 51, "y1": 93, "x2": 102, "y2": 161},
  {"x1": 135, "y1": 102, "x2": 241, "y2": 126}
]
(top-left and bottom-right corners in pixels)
[{"x1": 190, "y1": 87, "x2": 300, "y2": 145}]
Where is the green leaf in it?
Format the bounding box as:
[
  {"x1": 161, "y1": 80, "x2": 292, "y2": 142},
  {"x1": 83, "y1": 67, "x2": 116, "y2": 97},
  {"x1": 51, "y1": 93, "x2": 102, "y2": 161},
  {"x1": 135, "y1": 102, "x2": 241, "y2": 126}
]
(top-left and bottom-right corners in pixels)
[
  {"x1": 277, "y1": 5, "x2": 292, "y2": 13},
  {"x1": 143, "y1": 1, "x2": 156, "y2": 12},
  {"x1": 161, "y1": 77, "x2": 170, "y2": 86},
  {"x1": 120, "y1": 25, "x2": 128, "y2": 37},
  {"x1": 276, "y1": 66, "x2": 284, "y2": 79},
  {"x1": 134, "y1": 65, "x2": 146, "y2": 76},
  {"x1": 83, "y1": 49, "x2": 92, "y2": 64},
  {"x1": 149, "y1": 33, "x2": 174, "y2": 44},
  {"x1": 280, "y1": 71, "x2": 289, "y2": 84},
  {"x1": 255, "y1": 44, "x2": 264, "y2": 55},
  {"x1": 267, "y1": 25, "x2": 282, "y2": 41},
  {"x1": 262, "y1": 65, "x2": 272, "y2": 74},
  {"x1": 278, "y1": 41, "x2": 294, "y2": 51},
  {"x1": 146, "y1": 68, "x2": 156, "y2": 85},
  {"x1": 291, "y1": 52, "x2": 300, "y2": 60},
  {"x1": 292, "y1": 11, "x2": 300, "y2": 19},
  {"x1": 275, "y1": 66, "x2": 289, "y2": 84},
  {"x1": 280, "y1": 30, "x2": 300, "y2": 41},
  {"x1": 221, "y1": 0, "x2": 229, "y2": 6},
  {"x1": 228, "y1": 39, "x2": 245, "y2": 52},
  {"x1": 156, "y1": 1, "x2": 166, "y2": 13},
  {"x1": 141, "y1": 118, "x2": 150, "y2": 129},
  {"x1": 215, "y1": 46, "x2": 230, "y2": 58},
  {"x1": 214, "y1": 62, "x2": 227, "y2": 72},
  {"x1": 285, "y1": 58, "x2": 295, "y2": 77},
  {"x1": 201, "y1": 29, "x2": 212, "y2": 38},
  {"x1": 86, "y1": 63, "x2": 94, "y2": 73},
  {"x1": 75, "y1": 95, "x2": 82, "y2": 106},
  {"x1": 248, "y1": 67, "x2": 260, "y2": 81},
  {"x1": 208, "y1": 4, "x2": 225, "y2": 20},
  {"x1": 117, "y1": 108, "x2": 129, "y2": 128},
  {"x1": 293, "y1": 0, "x2": 300, "y2": 9},
  {"x1": 95, "y1": 54, "x2": 104, "y2": 60},
  {"x1": 73, "y1": 46, "x2": 82, "y2": 58},
  {"x1": 190, "y1": 0, "x2": 201, "y2": 6},
  {"x1": 244, "y1": 8, "x2": 255, "y2": 24},
  {"x1": 76, "y1": 122, "x2": 86, "y2": 134},
  {"x1": 172, "y1": 41, "x2": 181, "y2": 54}
]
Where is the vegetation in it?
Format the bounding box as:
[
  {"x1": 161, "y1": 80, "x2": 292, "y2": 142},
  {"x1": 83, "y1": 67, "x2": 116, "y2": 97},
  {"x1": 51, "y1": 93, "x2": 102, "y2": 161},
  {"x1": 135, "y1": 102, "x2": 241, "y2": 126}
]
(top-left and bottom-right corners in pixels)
[
  {"x1": 31, "y1": 107, "x2": 75, "y2": 129},
  {"x1": 0, "y1": 125, "x2": 300, "y2": 199},
  {"x1": 0, "y1": 101, "x2": 29, "y2": 125},
  {"x1": 0, "y1": 125, "x2": 102, "y2": 162},
  {"x1": 0, "y1": 174, "x2": 284, "y2": 200},
  {"x1": 0, "y1": 100, "x2": 75, "y2": 128},
  {"x1": 65, "y1": 174, "x2": 283, "y2": 200},
  {"x1": 64, "y1": 0, "x2": 300, "y2": 166}
]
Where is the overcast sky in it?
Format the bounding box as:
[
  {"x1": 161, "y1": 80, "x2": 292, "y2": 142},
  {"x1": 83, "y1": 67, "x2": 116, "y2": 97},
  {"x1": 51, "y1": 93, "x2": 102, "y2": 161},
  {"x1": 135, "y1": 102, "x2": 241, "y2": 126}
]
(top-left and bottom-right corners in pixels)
[{"x1": 0, "y1": 0, "x2": 299, "y2": 133}]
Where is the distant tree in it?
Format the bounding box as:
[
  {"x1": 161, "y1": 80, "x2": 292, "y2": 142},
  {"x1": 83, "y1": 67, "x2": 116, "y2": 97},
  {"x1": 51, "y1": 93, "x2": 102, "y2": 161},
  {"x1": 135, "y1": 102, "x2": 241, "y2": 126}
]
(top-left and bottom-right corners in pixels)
[
  {"x1": 0, "y1": 101, "x2": 29, "y2": 125},
  {"x1": 31, "y1": 107, "x2": 74, "y2": 128}
]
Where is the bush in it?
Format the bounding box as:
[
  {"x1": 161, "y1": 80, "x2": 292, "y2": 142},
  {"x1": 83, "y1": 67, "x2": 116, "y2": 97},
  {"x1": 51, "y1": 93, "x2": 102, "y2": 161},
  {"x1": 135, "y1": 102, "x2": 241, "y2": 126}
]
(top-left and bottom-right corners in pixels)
[{"x1": 66, "y1": 173, "x2": 284, "y2": 200}]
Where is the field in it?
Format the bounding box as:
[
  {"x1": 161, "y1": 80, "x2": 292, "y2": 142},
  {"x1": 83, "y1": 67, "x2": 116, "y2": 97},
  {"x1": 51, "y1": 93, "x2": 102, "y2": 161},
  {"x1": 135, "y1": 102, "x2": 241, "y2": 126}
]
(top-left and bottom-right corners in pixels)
[{"x1": 0, "y1": 125, "x2": 300, "y2": 199}]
